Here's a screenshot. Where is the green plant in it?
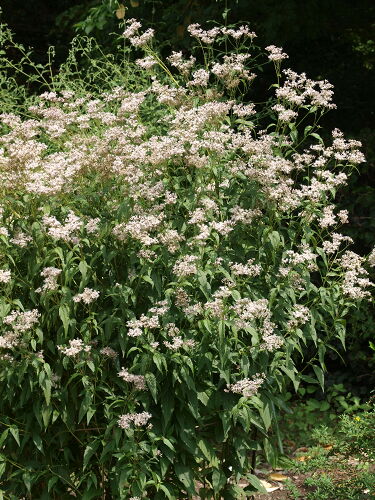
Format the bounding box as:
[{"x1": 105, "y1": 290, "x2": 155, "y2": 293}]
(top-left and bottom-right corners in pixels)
[
  {"x1": 304, "y1": 470, "x2": 375, "y2": 500},
  {"x1": 336, "y1": 406, "x2": 375, "y2": 460},
  {"x1": 284, "y1": 478, "x2": 302, "y2": 499},
  {"x1": 0, "y1": 16, "x2": 373, "y2": 499}
]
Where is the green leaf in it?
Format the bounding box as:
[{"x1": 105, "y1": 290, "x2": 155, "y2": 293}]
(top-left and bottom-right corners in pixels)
[
  {"x1": 0, "y1": 430, "x2": 9, "y2": 448},
  {"x1": 48, "y1": 476, "x2": 59, "y2": 492},
  {"x1": 258, "y1": 402, "x2": 272, "y2": 431},
  {"x1": 42, "y1": 379, "x2": 52, "y2": 406},
  {"x1": 86, "y1": 406, "x2": 96, "y2": 425},
  {"x1": 246, "y1": 473, "x2": 268, "y2": 493},
  {"x1": 153, "y1": 353, "x2": 167, "y2": 374},
  {"x1": 87, "y1": 361, "x2": 95, "y2": 373},
  {"x1": 212, "y1": 469, "x2": 227, "y2": 493},
  {"x1": 197, "y1": 271, "x2": 211, "y2": 298},
  {"x1": 83, "y1": 441, "x2": 100, "y2": 470},
  {"x1": 263, "y1": 437, "x2": 278, "y2": 468},
  {"x1": 59, "y1": 304, "x2": 70, "y2": 335},
  {"x1": 0, "y1": 459, "x2": 6, "y2": 480},
  {"x1": 79, "y1": 260, "x2": 88, "y2": 281},
  {"x1": 175, "y1": 464, "x2": 196, "y2": 495},
  {"x1": 32, "y1": 433, "x2": 44, "y2": 453},
  {"x1": 41, "y1": 405, "x2": 52, "y2": 428},
  {"x1": 9, "y1": 426, "x2": 20, "y2": 447},
  {"x1": 142, "y1": 275, "x2": 154, "y2": 287},
  {"x1": 161, "y1": 391, "x2": 174, "y2": 431},
  {"x1": 158, "y1": 484, "x2": 174, "y2": 499},
  {"x1": 268, "y1": 230, "x2": 281, "y2": 249},
  {"x1": 79, "y1": 393, "x2": 93, "y2": 423},
  {"x1": 145, "y1": 373, "x2": 158, "y2": 403},
  {"x1": 197, "y1": 439, "x2": 219, "y2": 467},
  {"x1": 313, "y1": 365, "x2": 325, "y2": 389}
]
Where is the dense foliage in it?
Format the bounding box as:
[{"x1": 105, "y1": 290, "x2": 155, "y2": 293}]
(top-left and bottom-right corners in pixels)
[{"x1": 0, "y1": 18, "x2": 373, "y2": 499}]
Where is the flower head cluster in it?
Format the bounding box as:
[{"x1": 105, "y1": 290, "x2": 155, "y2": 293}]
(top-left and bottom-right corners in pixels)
[
  {"x1": 126, "y1": 300, "x2": 169, "y2": 337},
  {"x1": 368, "y1": 248, "x2": 375, "y2": 267},
  {"x1": 100, "y1": 346, "x2": 117, "y2": 358},
  {"x1": 287, "y1": 305, "x2": 310, "y2": 330},
  {"x1": 221, "y1": 25, "x2": 256, "y2": 40},
  {"x1": 319, "y1": 205, "x2": 348, "y2": 228},
  {"x1": 227, "y1": 373, "x2": 265, "y2": 397},
  {"x1": 211, "y1": 54, "x2": 256, "y2": 89},
  {"x1": 173, "y1": 255, "x2": 199, "y2": 277},
  {"x1": 36, "y1": 267, "x2": 61, "y2": 293},
  {"x1": 10, "y1": 231, "x2": 32, "y2": 247},
  {"x1": 0, "y1": 309, "x2": 40, "y2": 350},
  {"x1": 57, "y1": 338, "x2": 91, "y2": 357},
  {"x1": 73, "y1": 288, "x2": 100, "y2": 304},
  {"x1": 136, "y1": 55, "x2": 157, "y2": 69},
  {"x1": 230, "y1": 259, "x2": 261, "y2": 277},
  {"x1": 42, "y1": 211, "x2": 82, "y2": 244},
  {"x1": 322, "y1": 233, "x2": 353, "y2": 255},
  {"x1": 265, "y1": 45, "x2": 289, "y2": 62},
  {"x1": 0, "y1": 269, "x2": 11, "y2": 284},
  {"x1": 164, "y1": 336, "x2": 196, "y2": 350},
  {"x1": 272, "y1": 104, "x2": 297, "y2": 122},
  {"x1": 123, "y1": 18, "x2": 154, "y2": 47},
  {"x1": 113, "y1": 213, "x2": 164, "y2": 246},
  {"x1": 276, "y1": 69, "x2": 336, "y2": 109},
  {"x1": 118, "y1": 368, "x2": 147, "y2": 390},
  {"x1": 118, "y1": 411, "x2": 152, "y2": 429},
  {"x1": 340, "y1": 251, "x2": 373, "y2": 299},
  {"x1": 3, "y1": 309, "x2": 40, "y2": 333},
  {"x1": 187, "y1": 24, "x2": 221, "y2": 44},
  {"x1": 280, "y1": 245, "x2": 318, "y2": 275},
  {"x1": 167, "y1": 52, "x2": 196, "y2": 76},
  {"x1": 0, "y1": 226, "x2": 9, "y2": 237}
]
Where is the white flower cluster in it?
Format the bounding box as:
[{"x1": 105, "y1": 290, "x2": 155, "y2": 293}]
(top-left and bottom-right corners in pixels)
[
  {"x1": 10, "y1": 231, "x2": 32, "y2": 247},
  {"x1": 167, "y1": 51, "x2": 196, "y2": 76},
  {"x1": 276, "y1": 68, "x2": 336, "y2": 109},
  {"x1": 73, "y1": 288, "x2": 100, "y2": 304},
  {"x1": 164, "y1": 336, "x2": 196, "y2": 351},
  {"x1": 126, "y1": 300, "x2": 169, "y2": 337},
  {"x1": 319, "y1": 205, "x2": 348, "y2": 228},
  {"x1": 280, "y1": 245, "x2": 318, "y2": 275},
  {"x1": 272, "y1": 104, "x2": 297, "y2": 122},
  {"x1": 123, "y1": 18, "x2": 154, "y2": 47},
  {"x1": 340, "y1": 251, "x2": 373, "y2": 299},
  {"x1": 57, "y1": 338, "x2": 91, "y2": 357},
  {"x1": 118, "y1": 368, "x2": 147, "y2": 390},
  {"x1": 287, "y1": 304, "x2": 311, "y2": 330},
  {"x1": 0, "y1": 309, "x2": 40, "y2": 350},
  {"x1": 322, "y1": 233, "x2": 353, "y2": 255},
  {"x1": 173, "y1": 255, "x2": 199, "y2": 277},
  {"x1": 227, "y1": 373, "x2": 265, "y2": 397},
  {"x1": 36, "y1": 266, "x2": 61, "y2": 293},
  {"x1": 100, "y1": 346, "x2": 117, "y2": 358},
  {"x1": 231, "y1": 298, "x2": 284, "y2": 351},
  {"x1": 265, "y1": 45, "x2": 289, "y2": 62},
  {"x1": 136, "y1": 55, "x2": 157, "y2": 69},
  {"x1": 117, "y1": 411, "x2": 152, "y2": 429},
  {"x1": 368, "y1": 248, "x2": 375, "y2": 267},
  {"x1": 230, "y1": 259, "x2": 261, "y2": 277},
  {"x1": 43, "y1": 211, "x2": 82, "y2": 244},
  {"x1": 3, "y1": 309, "x2": 40, "y2": 333},
  {"x1": 0, "y1": 269, "x2": 11, "y2": 283},
  {"x1": 187, "y1": 23, "x2": 256, "y2": 45}
]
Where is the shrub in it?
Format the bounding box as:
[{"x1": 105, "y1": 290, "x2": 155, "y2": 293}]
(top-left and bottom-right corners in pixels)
[{"x1": 0, "y1": 18, "x2": 373, "y2": 499}]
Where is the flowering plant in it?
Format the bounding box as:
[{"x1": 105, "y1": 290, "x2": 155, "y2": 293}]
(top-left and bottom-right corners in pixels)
[{"x1": 0, "y1": 19, "x2": 373, "y2": 498}]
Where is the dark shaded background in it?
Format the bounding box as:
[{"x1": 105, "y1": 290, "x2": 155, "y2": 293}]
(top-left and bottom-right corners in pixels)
[{"x1": 1, "y1": 0, "x2": 374, "y2": 393}]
